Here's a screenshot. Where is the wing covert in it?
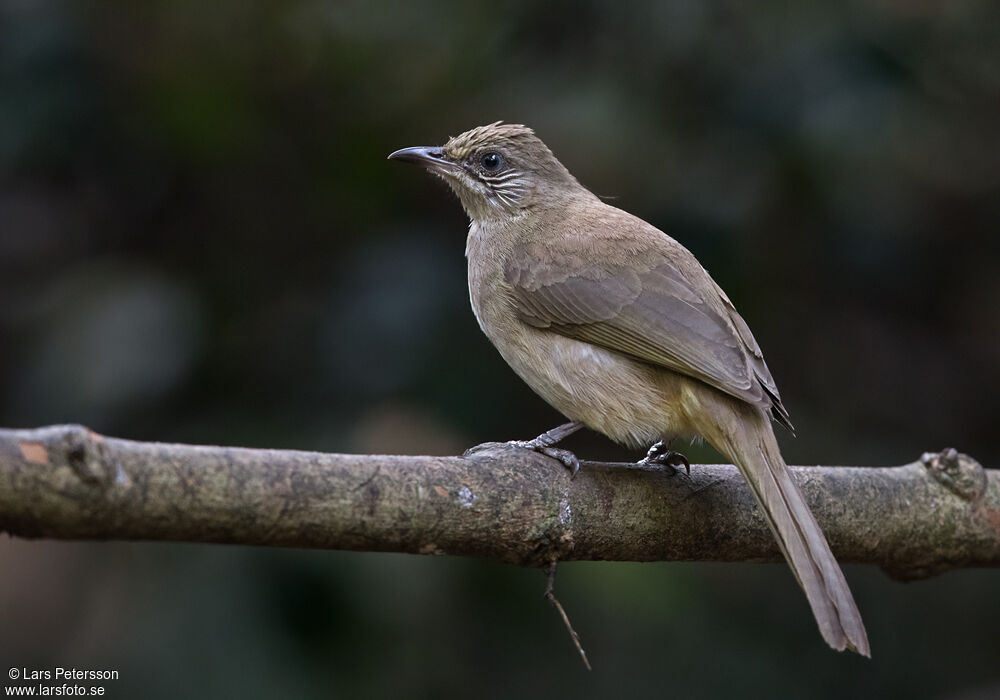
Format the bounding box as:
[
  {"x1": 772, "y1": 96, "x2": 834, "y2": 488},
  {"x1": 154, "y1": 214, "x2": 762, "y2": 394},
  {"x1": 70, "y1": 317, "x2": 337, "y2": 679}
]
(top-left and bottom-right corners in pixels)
[{"x1": 505, "y1": 245, "x2": 789, "y2": 423}]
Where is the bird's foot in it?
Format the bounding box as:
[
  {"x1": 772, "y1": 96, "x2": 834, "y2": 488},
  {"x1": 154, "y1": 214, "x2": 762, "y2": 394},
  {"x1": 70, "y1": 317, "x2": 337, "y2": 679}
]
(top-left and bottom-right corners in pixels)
[
  {"x1": 640, "y1": 440, "x2": 690, "y2": 475},
  {"x1": 507, "y1": 441, "x2": 581, "y2": 476},
  {"x1": 464, "y1": 422, "x2": 584, "y2": 477},
  {"x1": 508, "y1": 421, "x2": 584, "y2": 475}
]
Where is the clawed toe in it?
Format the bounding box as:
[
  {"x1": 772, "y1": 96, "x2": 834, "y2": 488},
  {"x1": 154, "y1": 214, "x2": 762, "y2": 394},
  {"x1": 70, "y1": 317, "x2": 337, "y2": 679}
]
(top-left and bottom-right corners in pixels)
[
  {"x1": 466, "y1": 423, "x2": 584, "y2": 477},
  {"x1": 538, "y1": 446, "x2": 580, "y2": 476},
  {"x1": 660, "y1": 450, "x2": 690, "y2": 475},
  {"x1": 640, "y1": 441, "x2": 690, "y2": 475},
  {"x1": 505, "y1": 441, "x2": 581, "y2": 477}
]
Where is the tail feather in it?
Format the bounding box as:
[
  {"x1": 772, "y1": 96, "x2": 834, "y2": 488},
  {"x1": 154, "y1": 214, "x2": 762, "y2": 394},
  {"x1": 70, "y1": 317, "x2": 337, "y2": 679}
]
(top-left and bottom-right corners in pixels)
[{"x1": 704, "y1": 407, "x2": 870, "y2": 656}]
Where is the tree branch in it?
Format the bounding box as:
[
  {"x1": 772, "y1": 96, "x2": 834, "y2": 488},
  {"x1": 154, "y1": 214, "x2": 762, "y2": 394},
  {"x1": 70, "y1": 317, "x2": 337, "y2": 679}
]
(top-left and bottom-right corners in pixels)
[{"x1": 1, "y1": 425, "x2": 997, "y2": 580}]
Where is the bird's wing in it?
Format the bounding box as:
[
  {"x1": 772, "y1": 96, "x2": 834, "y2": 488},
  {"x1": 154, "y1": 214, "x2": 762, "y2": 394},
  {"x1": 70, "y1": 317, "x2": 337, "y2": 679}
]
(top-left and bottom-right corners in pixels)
[{"x1": 505, "y1": 234, "x2": 793, "y2": 429}]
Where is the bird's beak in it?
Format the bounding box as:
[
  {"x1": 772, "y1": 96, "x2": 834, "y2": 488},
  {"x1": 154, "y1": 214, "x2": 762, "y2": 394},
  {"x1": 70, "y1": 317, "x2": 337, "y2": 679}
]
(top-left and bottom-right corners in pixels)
[{"x1": 387, "y1": 146, "x2": 460, "y2": 174}]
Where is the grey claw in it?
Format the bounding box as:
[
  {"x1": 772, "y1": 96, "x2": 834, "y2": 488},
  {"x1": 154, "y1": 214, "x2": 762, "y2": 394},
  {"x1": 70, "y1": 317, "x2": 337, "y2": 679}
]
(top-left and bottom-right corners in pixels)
[
  {"x1": 539, "y1": 446, "x2": 580, "y2": 477},
  {"x1": 504, "y1": 441, "x2": 581, "y2": 476},
  {"x1": 640, "y1": 441, "x2": 690, "y2": 475}
]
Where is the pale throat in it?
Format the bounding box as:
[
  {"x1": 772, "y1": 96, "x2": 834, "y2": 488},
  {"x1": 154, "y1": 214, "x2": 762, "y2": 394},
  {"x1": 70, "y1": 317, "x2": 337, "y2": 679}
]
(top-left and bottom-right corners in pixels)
[{"x1": 444, "y1": 178, "x2": 529, "y2": 223}]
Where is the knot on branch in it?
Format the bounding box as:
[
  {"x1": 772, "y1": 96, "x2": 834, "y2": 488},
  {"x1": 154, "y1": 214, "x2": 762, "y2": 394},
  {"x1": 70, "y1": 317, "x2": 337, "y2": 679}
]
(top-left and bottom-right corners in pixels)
[
  {"x1": 16, "y1": 424, "x2": 119, "y2": 489},
  {"x1": 60, "y1": 425, "x2": 110, "y2": 486},
  {"x1": 921, "y1": 448, "x2": 986, "y2": 503}
]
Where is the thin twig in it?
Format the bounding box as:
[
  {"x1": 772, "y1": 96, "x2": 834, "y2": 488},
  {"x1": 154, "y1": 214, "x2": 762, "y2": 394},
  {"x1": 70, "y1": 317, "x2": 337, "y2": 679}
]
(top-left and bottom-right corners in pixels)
[{"x1": 544, "y1": 560, "x2": 591, "y2": 671}]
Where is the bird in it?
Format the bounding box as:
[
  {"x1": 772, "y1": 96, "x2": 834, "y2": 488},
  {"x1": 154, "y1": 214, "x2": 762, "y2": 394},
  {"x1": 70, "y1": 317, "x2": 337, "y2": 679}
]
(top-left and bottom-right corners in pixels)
[{"x1": 388, "y1": 121, "x2": 869, "y2": 656}]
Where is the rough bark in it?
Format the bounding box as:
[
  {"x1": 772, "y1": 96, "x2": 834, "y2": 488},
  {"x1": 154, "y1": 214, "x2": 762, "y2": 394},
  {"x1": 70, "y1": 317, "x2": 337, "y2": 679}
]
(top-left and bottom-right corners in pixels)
[{"x1": 1, "y1": 425, "x2": 997, "y2": 580}]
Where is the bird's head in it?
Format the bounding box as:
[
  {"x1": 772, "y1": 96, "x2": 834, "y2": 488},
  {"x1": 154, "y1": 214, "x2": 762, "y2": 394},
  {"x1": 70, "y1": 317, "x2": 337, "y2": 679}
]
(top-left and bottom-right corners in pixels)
[{"x1": 388, "y1": 122, "x2": 581, "y2": 222}]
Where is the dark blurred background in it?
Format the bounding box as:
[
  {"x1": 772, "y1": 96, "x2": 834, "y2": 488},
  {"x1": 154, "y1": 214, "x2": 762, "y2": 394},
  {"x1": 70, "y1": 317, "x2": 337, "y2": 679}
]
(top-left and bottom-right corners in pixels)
[{"x1": 2, "y1": 0, "x2": 999, "y2": 697}]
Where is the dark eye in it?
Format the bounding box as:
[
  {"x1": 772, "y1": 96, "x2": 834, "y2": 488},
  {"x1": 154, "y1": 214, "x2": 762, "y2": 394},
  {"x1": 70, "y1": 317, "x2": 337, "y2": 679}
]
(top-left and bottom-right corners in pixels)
[{"x1": 480, "y1": 152, "x2": 503, "y2": 171}]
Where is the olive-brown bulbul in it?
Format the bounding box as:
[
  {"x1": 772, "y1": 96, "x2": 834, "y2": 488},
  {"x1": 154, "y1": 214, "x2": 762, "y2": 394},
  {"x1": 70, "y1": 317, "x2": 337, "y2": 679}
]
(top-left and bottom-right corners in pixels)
[{"x1": 389, "y1": 122, "x2": 869, "y2": 656}]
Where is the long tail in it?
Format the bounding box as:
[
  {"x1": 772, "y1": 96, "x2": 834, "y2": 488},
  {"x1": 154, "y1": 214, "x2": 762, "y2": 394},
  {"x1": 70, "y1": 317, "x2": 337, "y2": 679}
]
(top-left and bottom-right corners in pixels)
[{"x1": 699, "y1": 403, "x2": 870, "y2": 656}]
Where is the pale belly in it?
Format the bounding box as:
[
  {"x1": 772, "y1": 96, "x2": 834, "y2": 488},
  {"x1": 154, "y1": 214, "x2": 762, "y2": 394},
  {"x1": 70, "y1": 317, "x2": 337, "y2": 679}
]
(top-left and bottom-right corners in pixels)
[{"x1": 486, "y1": 319, "x2": 695, "y2": 449}]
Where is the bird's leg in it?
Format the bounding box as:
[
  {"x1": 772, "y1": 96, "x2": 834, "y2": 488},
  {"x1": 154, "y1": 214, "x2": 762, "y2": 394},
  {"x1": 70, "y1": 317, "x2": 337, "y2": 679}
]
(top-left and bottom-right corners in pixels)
[
  {"x1": 507, "y1": 421, "x2": 585, "y2": 476},
  {"x1": 465, "y1": 421, "x2": 585, "y2": 475},
  {"x1": 640, "y1": 439, "x2": 690, "y2": 475},
  {"x1": 513, "y1": 421, "x2": 584, "y2": 449}
]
